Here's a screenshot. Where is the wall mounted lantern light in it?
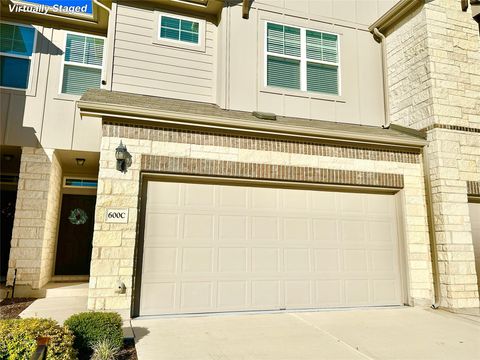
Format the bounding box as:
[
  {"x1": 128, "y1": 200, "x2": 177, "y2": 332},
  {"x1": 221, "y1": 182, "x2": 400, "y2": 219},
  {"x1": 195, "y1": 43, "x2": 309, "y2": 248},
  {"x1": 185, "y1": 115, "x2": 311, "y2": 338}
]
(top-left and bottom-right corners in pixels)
[{"x1": 115, "y1": 140, "x2": 132, "y2": 173}]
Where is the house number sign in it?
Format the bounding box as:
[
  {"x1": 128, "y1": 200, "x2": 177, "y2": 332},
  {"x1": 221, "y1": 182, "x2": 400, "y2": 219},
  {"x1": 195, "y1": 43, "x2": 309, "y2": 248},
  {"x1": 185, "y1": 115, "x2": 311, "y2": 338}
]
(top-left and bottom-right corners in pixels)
[{"x1": 105, "y1": 208, "x2": 129, "y2": 224}]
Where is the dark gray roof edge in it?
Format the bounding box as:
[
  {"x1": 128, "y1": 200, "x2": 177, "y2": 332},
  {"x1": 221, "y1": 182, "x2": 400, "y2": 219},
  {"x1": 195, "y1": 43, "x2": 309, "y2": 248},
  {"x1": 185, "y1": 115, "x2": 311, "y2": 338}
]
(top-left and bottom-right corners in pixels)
[{"x1": 79, "y1": 89, "x2": 427, "y2": 149}]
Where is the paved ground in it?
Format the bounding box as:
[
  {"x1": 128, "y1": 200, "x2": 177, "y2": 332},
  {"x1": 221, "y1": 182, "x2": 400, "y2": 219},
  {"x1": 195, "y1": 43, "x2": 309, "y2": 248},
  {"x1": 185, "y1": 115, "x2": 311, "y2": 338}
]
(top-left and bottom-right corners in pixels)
[
  {"x1": 19, "y1": 296, "x2": 88, "y2": 323},
  {"x1": 130, "y1": 307, "x2": 480, "y2": 360}
]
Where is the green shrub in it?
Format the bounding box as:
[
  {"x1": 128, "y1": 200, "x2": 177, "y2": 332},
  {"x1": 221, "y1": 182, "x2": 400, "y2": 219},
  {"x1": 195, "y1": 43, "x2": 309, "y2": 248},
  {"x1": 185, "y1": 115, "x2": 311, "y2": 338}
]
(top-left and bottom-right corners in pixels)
[
  {"x1": 64, "y1": 312, "x2": 123, "y2": 355},
  {"x1": 0, "y1": 318, "x2": 76, "y2": 360},
  {"x1": 91, "y1": 339, "x2": 120, "y2": 360}
]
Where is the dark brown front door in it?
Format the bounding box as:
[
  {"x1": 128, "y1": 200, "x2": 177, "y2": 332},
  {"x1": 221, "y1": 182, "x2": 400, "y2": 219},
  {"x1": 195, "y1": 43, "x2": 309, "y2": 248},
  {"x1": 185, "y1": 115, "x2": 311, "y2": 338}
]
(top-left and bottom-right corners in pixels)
[
  {"x1": 55, "y1": 195, "x2": 96, "y2": 275},
  {"x1": 1, "y1": 190, "x2": 17, "y2": 280}
]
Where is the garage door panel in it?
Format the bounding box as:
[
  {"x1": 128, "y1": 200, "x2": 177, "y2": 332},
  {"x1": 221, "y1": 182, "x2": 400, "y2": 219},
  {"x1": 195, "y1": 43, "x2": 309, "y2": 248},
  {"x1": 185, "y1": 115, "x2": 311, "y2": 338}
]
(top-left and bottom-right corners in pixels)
[
  {"x1": 145, "y1": 213, "x2": 179, "y2": 239},
  {"x1": 218, "y1": 186, "x2": 248, "y2": 208},
  {"x1": 183, "y1": 214, "x2": 214, "y2": 240},
  {"x1": 217, "y1": 281, "x2": 248, "y2": 308},
  {"x1": 283, "y1": 218, "x2": 309, "y2": 241},
  {"x1": 314, "y1": 249, "x2": 340, "y2": 272},
  {"x1": 251, "y1": 280, "x2": 281, "y2": 308},
  {"x1": 180, "y1": 282, "x2": 213, "y2": 310},
  {"x1": 316, "y1": 280, "x2": 343, "y2": 306},
  {"x1": 284, "y1": 248, "x2": 311, "y2": 272},
  {"x1": 182, "y1": 248, "x2": 213, "y2": 272},
  {"x1": 345, "y1": 279, "x2": 370, "y2": 305},
  {"x1": 184, "y1": 184, "x2": 215, "y2": 207},
  {"x1": 219, "y1": 216, "x2": 247, "y2": 241},
  {"x1": 140, "y1": 282, "x2": 176, "y2": 315},
  {"x1": 139, "y1": 182, "x2": 403, "y2": 316},
  {"x1": 373, "y1": 279, "x2": 399, "y2": 304},
  {"x1": 312, "y1": 219, "x2": 339, "y2": 243},
  {"x1": 218, "y1": 248, "x2": 247, "y2": 272},
  {"x1": 285, "y1": 280, "x2": 312, "y2": 307},
  {"x1": 251, "y1": 217, "x2": 279, "y2": 241},
  {"x1": 252, "y1": 248, "x2": 280, "y2": 272},
  {"x1": 341, "y1": 220, "x2": 366, "y2": 242}
]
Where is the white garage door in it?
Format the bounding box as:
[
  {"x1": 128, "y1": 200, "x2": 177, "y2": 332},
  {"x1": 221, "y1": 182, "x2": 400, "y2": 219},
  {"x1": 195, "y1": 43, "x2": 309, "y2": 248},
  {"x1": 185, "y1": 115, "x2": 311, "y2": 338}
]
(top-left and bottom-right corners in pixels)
[
  {"x1": 139, "y1": 181, "x2": 403, "y2": 316},
  {"x1": 469, "y1": 203, "x2": 480, "y2": 291}
]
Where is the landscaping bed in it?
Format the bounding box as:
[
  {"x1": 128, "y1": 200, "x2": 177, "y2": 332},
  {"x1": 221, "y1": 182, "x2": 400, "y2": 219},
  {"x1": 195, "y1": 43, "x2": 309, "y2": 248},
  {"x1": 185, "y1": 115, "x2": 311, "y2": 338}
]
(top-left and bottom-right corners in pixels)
[
  {"x1": 0, "y1": 309, "x2": 138, "y2": 359},
  {"x1": 0, "y1": 297, "x2": 35, "y2": 319}
]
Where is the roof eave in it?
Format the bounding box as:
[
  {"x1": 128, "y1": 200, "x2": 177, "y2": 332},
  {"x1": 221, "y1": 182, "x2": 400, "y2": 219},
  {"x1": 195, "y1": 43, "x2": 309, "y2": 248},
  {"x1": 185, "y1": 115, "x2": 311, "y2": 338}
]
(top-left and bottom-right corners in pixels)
[
  {"x1": 77, "y1": 100, "x2": 427, "y2": 150},
  {"x1": 369, "y1": 0, "x2": 424, "y2": 34}
]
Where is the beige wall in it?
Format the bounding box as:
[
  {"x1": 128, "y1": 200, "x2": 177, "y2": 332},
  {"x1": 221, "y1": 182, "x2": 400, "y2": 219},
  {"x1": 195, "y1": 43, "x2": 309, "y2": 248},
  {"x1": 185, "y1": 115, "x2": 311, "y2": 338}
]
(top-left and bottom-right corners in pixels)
[
  {"x1": 111, "y1": 1, "x2": 217, "y2": 103},
  {"x1": 218, "y1": 0, "x2": 397, "y2": 126},
  {"x1": 0, "y1": 23, "x2": 103, "y2": 152}
]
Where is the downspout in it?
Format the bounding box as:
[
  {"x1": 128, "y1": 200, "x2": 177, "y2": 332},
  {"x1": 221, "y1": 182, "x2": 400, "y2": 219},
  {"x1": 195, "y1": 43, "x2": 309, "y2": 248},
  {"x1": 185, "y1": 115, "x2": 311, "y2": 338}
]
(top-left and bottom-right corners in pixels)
[
  {"x1": 372, "y1": 27, "x2": 441, "y2": 308},
  {"x1": 422, "y1": 144, "x2": 442, "y2": 309},
  {"x1": 373, "y1": 28, "x2": 390, "y2": 129}
]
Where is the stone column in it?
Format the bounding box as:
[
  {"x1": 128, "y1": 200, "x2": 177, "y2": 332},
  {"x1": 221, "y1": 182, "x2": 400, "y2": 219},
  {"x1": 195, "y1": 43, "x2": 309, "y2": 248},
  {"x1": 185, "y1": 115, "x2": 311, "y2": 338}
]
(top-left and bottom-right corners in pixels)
[{"x1": 7, "y1": 147, "x2": 63, "y2": 289}]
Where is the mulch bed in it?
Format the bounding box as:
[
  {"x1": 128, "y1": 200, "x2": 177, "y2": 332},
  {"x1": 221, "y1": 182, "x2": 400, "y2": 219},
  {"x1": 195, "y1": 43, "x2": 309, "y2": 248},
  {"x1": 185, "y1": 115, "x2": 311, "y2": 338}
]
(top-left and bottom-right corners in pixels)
[
  {"x1": 117, "y1": 339, "x2": 138, "y2": 360},
  {"x1": 0, "y1": 297, "x2": 36, "y2": 319}
]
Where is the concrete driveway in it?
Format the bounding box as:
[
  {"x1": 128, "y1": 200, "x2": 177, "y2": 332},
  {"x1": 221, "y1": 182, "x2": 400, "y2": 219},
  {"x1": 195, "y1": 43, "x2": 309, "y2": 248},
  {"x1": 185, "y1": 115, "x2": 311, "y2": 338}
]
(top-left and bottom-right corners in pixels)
[{"x1": 130, "y1": 307, "x2": 480, "y2": 360}]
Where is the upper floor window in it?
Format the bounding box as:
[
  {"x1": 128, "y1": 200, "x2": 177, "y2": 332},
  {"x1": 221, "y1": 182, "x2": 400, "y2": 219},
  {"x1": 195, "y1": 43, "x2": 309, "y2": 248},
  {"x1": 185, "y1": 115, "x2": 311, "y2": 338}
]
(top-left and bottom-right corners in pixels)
[
  {"x1": 159, "y1": 15, "x2": 200, "y2": 44},
  {"x1": 0, "y1": 22, "x2": 36, "y2": 90},
  {"x1": 61, "y1": 32, "x2": 104, "y2": 95},
  {"x1": 266, "y1": 22, "x2": 340, "y2": 96}
]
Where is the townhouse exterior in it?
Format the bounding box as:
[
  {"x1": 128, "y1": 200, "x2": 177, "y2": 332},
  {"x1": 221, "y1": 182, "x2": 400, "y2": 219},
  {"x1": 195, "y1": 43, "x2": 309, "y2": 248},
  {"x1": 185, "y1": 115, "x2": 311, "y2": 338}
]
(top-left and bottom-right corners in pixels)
[{"x1": 0, "y1": 0, "x2": 479, "y2": 318}]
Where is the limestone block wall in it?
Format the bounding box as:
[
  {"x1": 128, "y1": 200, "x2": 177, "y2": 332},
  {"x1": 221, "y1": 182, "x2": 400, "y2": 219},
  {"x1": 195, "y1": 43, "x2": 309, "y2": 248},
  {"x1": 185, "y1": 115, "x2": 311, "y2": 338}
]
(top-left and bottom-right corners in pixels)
[
  {"x1": 89, "y1": 123, "x2": 434, "y2": 316},
  {"x1": 8, "y1": 147, "x2": 63, "y2": 289},
  {"x1": 384, "y1": 0, "x2": 480, "y2": 308},
  {"x1": 427, "y1": 128, "x2": 480, "y2": 308},
  {"x1": 387, "y1": 0, "x2": 480, "y2": 130}
]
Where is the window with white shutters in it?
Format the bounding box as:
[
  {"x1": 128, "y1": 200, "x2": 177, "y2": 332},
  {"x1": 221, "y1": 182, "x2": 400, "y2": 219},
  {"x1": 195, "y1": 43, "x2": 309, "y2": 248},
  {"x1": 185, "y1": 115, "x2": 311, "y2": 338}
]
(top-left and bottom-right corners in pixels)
[
  {"x1": 61, "y1": 33, "x2": 104, "y2": 95},
  {"x1": 266, "y1": 22, "x2": 340, "y2": 95}
]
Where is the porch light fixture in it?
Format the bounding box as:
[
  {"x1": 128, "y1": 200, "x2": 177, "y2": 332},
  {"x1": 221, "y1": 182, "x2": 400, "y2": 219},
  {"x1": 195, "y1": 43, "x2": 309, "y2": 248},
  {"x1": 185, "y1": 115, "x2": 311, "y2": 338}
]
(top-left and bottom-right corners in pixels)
[
  {"x1": 75, "y1": 158, "x2": 86, "y2": 166},
  {"x1": 115, "y1": 140, "x2": 132, "y2": 173}
]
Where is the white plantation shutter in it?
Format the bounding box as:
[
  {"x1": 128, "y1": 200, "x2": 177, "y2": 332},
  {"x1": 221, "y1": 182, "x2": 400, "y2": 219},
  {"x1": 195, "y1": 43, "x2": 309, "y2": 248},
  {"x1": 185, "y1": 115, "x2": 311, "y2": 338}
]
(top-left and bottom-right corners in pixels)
[
  {"x1": 266, "y1": 23, "x2": 340, "y2": 95},
  {"x1": 62, "y1": 65, "x2": 102, "y2": 95},
  {"x1": 266, "y1": 23, "x2": 301, "y2": 90},
  {"x1": 62, "y1": 33, "x2": 104, "y2": 95}
]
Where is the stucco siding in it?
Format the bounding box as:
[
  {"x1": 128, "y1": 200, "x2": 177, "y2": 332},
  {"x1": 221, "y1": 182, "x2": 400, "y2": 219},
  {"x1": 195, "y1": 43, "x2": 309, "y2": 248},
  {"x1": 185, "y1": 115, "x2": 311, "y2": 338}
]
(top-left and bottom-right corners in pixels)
[{"x1": 111, "y1": 3, "x2": 216, "y2": 102}]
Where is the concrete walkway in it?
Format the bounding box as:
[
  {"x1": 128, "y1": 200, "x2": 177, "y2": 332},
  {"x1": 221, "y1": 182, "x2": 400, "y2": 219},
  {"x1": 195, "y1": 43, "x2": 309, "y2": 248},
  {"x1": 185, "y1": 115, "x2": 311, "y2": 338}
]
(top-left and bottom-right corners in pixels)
[{"x1": 130, "y1": 307, "x2": 480, "y2": 360}]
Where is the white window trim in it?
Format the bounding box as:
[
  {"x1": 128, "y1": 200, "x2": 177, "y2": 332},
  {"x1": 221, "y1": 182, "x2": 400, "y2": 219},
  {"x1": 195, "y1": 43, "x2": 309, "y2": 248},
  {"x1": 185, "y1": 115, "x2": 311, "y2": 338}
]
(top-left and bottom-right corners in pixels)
[
  {"x1": 59, "y1": 30, "x2": 106, "y2": 97},
  {"x1": 264, "y1": 21, "x2": 342, "y2": 96},
  {"x1": 153, "y1": 11, "x2": 206, "y2": 52},
  {"x1": 0, "y1": 21, "x2": 37, "y2": 91}
]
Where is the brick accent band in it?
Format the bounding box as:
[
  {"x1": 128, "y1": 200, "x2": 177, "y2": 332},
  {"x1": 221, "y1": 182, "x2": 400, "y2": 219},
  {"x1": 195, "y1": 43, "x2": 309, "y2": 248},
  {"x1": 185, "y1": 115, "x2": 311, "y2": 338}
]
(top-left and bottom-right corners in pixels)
[
  {"x1": 467, "y1": 181, "x2": 480, "y2": 196},
  {"x1": 422, "y1": 124, "x2": 480, "y2": 134},
  {"x1": 104, "y1": 123, "x2": 420, "y2": 164},
  {"x1": 141, "y1": 155, "x2": 404, "y2": 189}
]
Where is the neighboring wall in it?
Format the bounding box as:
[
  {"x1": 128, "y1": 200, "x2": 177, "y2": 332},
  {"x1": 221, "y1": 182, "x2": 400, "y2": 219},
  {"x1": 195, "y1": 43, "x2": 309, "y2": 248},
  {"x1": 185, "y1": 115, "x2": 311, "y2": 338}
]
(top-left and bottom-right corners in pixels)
[
  {"x1": 111, "y1": 1, "x2": 217, "y2": 103},
  {"x1": 218, "y1": 0, "x2": 397, "y2": 126},
  {"x1": 385, "y1": 0, "x2": 480, "y2": 308},
  {"x1": 0, "y1": 24, "x2": 102, "y2": 151}
]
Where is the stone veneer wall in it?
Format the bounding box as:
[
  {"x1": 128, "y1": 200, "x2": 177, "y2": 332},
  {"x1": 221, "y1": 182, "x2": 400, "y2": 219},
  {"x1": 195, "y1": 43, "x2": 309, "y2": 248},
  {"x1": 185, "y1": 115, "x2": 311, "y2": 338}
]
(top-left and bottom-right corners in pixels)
[
  {"x1": 8, "y1": 147, "x2": 63, "y2": 289},
  {"x1": 385, "y1": 0, "x2": 480, "y2": 307},
  {"x1": 89, "y1": 123, "x2": 434, "y2": 316}
]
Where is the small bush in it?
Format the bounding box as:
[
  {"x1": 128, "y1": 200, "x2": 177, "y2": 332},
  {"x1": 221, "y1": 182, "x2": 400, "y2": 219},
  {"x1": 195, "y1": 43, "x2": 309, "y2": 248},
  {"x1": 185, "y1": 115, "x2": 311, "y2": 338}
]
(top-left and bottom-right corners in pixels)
[
  {"x1": 0, "y1": 318, "x2": 76, "y2": 360},
  {"x1": 65, "y1": 312, "x2": 123, "y2": 355},
  {"x1": 91, "y1": 339, "x2": 120, "y2": 360}
]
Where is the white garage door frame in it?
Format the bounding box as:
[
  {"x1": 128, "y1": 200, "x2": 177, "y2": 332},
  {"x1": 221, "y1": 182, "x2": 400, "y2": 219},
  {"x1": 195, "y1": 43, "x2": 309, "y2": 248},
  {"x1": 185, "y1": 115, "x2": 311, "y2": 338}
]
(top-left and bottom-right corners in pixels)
[{"x1": 131, "y1": 173, "x2": 410, "y2": 318}]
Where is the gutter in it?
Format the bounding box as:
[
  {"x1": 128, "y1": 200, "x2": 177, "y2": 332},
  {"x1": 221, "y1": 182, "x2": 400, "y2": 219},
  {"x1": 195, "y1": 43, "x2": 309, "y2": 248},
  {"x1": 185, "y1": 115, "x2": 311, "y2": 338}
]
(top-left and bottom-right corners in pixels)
[
  {"x1": 369, "y1": 0, "x2": 423, "y2": 33},
  {"x1": 372, "y1": 28, "x2": 390, "y2": 129},
  {"x1": 77, "y1": 100, "x2": 427, "y2": 149}
]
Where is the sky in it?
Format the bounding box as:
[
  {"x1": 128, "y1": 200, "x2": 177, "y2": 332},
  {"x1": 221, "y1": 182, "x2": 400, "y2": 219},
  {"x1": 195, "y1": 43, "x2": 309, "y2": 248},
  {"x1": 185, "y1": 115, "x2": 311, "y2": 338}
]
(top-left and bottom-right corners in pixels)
[{"x1": 22, "y1": 0, "x2": 93, "y2": 13}]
